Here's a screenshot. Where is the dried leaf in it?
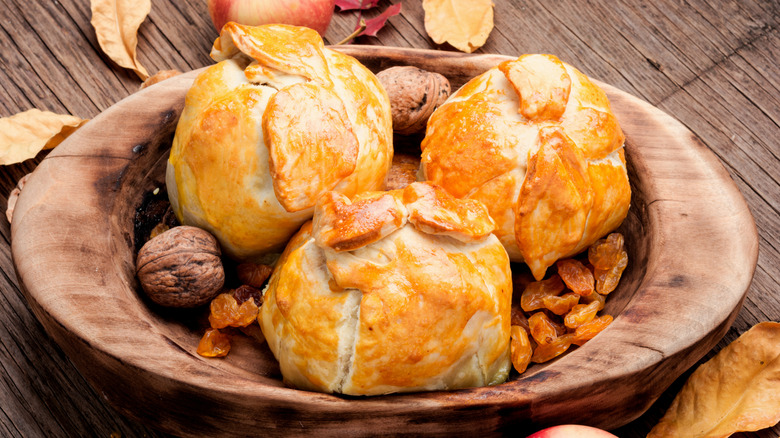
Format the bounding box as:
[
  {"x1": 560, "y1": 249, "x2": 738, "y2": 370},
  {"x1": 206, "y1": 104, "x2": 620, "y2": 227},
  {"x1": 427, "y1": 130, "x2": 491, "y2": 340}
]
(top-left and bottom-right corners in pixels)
[
  {"x1": 6, "y1": 173, "x2": 31, "y2": 224},
  {"x1": 360, "y1": 3, "x2": 402, "y2": 37},
  {"x1": 423, "y1": 0, "x2": 494, "y2": 53},
  {"x1": 649, "y1": 322, "x2": 780, "y2": 438},
  {"x1": 91, "y1": 0, "x2": 151, "y2": 80},
  {"x1": 335, "y1": 0, "x2": 380, "y2": 11},
  {"x1": 0, "y1": 109, "x2": 87, "y2": 165}
]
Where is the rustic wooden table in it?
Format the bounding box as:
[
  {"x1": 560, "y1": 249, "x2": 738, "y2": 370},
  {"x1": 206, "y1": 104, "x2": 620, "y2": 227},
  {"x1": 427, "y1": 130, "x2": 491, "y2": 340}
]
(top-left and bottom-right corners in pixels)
[{"x1": 0, "y1": 1, "x2": 777, "y2": 437}]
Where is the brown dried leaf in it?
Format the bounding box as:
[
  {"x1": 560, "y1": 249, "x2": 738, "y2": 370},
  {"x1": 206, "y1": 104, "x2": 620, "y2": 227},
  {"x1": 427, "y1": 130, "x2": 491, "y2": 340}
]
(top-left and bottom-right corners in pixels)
[
  {"x1": 0, "y1": 109, "x2": 87, "y2": 165},
  {"x1": 422, "y1": 0, "x2": 494, "y2": 53},
  {"x1": 649, "y1": 322, "x2": 780, "y2": 438},
  {"x1": 91, "y1": 0, "x2": 151, "y2": 80}
]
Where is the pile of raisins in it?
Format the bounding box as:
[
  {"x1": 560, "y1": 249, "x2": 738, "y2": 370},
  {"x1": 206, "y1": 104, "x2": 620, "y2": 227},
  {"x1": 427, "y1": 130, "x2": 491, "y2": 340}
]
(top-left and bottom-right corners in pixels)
[
  {"x1": 510, "y1": 233, "x2": 628, "y2": 374},
  {"x1": 196, "y1": 265, "x2": 269, "y2": 358}
]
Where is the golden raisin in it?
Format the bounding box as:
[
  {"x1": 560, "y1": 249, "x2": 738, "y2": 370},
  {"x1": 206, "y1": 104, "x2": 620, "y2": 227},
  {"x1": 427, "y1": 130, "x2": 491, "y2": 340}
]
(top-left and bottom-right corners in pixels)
[
  {"x1": 573, "y1": 314, "x2": 613, "y2": 346},
  {"x1": 531, "y1": 333, "x2": 574, "y2": 363},
  {"x1": 588, "y1": 233, "x2": 625, "y2": 270},
  {"x1": 510, "y1": 325, "x2": 533, "y2": 374},
  {"x1": 564, "y1": 301, "x2": 600, "y2": 329},
  {"x1": 237, "y1": 263, "x2": 273, "y2": 288},
  {"x1": 550, "y1": 316, "x2": 567, "y2": 337},
  {"x1": 528, "y1": 312, "x2": 558, "y2": 345},
  {"x1": 580, "y1": 290, "x2": 606, "y2": 311},
  {"x1": 511, "y1": 307, "x2": 530, "y2": 332},
  {"x1": 542, "y1": 292, "x2": 580, "y2": 315},
  {"x1": 234, "y1": 300, "x2": 260, "y2": 327},
  {"x1": 233, "y1": 284, "x2": 263, "y2": 307},
  {"x1": 149, "y1": 222, "x2": 170, "y2": 239},
  {"x1": 209, "y1": 293, "x2": 259, "y2": 329},
  {"x1": 556, "y1": 259, "x2": 595, "y2": 296},
  {"x1": 209, "y1": 293, "x2": 236, "y2": 329},
  {"x1": 595, "y1": 250, "x2": 628, "y2": 295},
  {"x1": 521, "y1": 275, "x2": 565, "y2": 312},
  {"x1": 196, "y1": 328, "x2": 231, "y2": 357}
]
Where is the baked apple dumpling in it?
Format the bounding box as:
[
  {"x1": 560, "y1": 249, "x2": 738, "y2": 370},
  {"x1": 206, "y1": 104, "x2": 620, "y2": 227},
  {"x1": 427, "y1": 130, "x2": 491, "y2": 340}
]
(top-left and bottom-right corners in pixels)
[
  {"x1": 166, "y1": 23, "x2": 393, "y2": 261},
  {"x1": 420, "y1": 54, "x2": 631, "y2": 280},
  {"x1": 259, "y1": 182, "x2": 512, "y2": 395}
]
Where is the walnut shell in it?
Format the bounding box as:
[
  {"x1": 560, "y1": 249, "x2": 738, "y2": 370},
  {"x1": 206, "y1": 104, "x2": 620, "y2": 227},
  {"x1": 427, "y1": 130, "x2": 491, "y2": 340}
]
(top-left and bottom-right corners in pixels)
[
  {"x1": 377, "y1": 66, "x2": 451, "y2": 135},
  {"x1": 136, "y1": 225, "x2": 225, "y2": 308}
]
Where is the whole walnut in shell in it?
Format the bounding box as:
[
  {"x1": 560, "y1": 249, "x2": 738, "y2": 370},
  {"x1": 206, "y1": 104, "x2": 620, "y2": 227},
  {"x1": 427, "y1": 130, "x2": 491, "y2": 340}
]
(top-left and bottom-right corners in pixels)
[
  {"x1": 136, "y1": 226, "x2": 225, "y2": 308},
  {"x1": 377, "y1": 66, "x2": 451, "y2": 135}
]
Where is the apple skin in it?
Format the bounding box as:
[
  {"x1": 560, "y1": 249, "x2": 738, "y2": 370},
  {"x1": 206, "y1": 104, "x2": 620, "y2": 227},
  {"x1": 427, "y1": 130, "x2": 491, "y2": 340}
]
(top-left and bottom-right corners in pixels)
[
  {"x1": 208, "y1": 0, "x2": 336, "y2": 35},
  {"x1": 526, "y1": 424, "x2": 618, "y2": 438}
]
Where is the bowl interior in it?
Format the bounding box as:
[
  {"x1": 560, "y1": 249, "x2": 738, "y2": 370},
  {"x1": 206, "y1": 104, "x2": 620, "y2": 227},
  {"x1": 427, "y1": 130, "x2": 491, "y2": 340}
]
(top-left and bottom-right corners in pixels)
[{"x1": 114, "y1": 77, "x2": 649, "y2": 387}]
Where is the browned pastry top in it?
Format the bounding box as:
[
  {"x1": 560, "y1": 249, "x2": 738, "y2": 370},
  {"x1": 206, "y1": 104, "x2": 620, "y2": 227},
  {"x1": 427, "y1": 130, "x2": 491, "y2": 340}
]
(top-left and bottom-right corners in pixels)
[{"x1": 421, "y1": 54, "x2": 631, "y2": 279}]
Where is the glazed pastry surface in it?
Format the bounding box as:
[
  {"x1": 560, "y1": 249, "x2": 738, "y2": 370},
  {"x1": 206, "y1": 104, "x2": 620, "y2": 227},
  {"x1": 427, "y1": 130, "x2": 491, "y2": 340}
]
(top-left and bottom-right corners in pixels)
[
  {"x1": 421, "y1": 54, "x2": 631, "y2": 279},
  {"x1": 260, "y1": 182, "x2": 512, "y2": 395},
  {"x1": 167, "y1": 23, "x2": 393, "y2": 261}
]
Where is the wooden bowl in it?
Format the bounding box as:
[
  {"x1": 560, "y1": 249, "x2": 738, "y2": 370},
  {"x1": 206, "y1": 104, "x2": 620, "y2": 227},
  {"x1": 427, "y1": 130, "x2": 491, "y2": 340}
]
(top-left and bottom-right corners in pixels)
[{"x1": 11, "y1": 47, "x2": 758, "y2": 436}]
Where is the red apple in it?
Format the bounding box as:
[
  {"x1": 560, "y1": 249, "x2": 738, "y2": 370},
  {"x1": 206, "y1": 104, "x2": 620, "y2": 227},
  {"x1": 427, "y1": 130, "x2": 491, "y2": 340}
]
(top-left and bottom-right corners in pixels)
[
  {"x1": 526, "y1": 424, "x2": 618, "y2": 438},
  {"x1": 207, "y1": 0, "x2": 336, "y2": 35}
]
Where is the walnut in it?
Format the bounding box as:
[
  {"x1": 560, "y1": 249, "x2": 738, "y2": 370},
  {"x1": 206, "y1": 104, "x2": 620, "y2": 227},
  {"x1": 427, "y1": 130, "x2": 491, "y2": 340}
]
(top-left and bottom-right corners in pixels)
[
  {"x1": 139, "y1": 69, "x2": 181, "y2": 90},
  {"x1": 376, "y1": 66, "x2": 451, "y2": 135},
  {"x1": 136, "y1": 225, "x2": 225, "y2": 307}
]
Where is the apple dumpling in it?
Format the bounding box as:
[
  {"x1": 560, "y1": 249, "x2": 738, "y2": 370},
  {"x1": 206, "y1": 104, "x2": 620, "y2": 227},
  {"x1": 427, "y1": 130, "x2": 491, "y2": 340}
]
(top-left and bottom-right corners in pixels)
[
  {"x1": 420, "y1": 54, "x2": 631, "y2": 280},
  {"x1": 166, "y1": 23, "x2": 393, "y2": 261},
  {"x1": 259, "y1": 182, "x2": 512, "y2": 395}
]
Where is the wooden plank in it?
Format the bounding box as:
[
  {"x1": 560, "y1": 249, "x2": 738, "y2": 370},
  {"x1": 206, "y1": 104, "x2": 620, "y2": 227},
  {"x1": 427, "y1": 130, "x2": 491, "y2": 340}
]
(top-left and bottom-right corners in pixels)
[
  {"x1": 1, "y1": 0, "x2": 122, "y2": 116},
  {"x1": 489, "y1": 0, "x2": 647, "y2": 101},
  {"x1": 0, "y1": 0, "x2": 776, "y2": 436},
  {"x1": 528, "y1": 0, "x2": 679, "y2": 104},
  {"x1": 143, "y1": 0, "x2": 218, "y2": 70},
  {"x1": 0, "y1": 242, "x2": 167, "y2": 436},
  {"x1": 0, "y1": 7, "x2": 89, "y2": 116}
]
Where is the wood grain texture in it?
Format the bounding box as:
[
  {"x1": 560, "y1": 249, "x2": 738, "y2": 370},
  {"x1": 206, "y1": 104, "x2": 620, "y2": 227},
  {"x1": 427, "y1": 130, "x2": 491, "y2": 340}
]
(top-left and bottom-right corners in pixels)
[
  {"x1": 0, "y1": 1, "x2": 778, "y2": 437},
  {"x1": 9, "y1": 48, "x2": 758, "y2": 436}
]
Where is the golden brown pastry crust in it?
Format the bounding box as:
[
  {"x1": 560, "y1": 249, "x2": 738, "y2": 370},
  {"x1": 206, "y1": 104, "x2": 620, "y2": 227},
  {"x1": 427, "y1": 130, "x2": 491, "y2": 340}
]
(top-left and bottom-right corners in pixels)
[
  {"x1": 166, "y1": 23, "x2": 392, "y2": 261},
  {"x1": 260, "y1": 182, "x2": 512, "y2": 395},
  {"x1": 421, "y1": 54, "x2": 630, "y2": 280}
]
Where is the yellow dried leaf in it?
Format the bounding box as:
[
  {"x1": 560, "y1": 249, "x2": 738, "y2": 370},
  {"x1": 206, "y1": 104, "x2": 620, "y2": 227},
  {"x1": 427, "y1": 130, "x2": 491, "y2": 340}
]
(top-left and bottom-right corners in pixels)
[
  {"x1": 91, "y1": 0, "x2": 151, "y2": 80},
  {"x1": 649, "y1": 322, "x2": 780, "y2": 438},
  {"x1": 423, "y1": 0, "x2": 494, "y2": 53},
  {"x1": 0, "y1": 109, "x2": 87, "y2": 165}
]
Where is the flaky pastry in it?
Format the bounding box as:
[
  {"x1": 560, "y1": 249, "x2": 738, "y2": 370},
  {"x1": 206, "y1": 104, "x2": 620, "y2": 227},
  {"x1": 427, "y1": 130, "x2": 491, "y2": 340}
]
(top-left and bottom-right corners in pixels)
[
  {"x1": 166, "y1": 23, "x2": 393, "y2": 261},
  {"x1": 420, "y1": 54, "x2": 631, "y2": 280},
  {"x1": 259, "y1": 182, "x2": 512, "y2": 395}
]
